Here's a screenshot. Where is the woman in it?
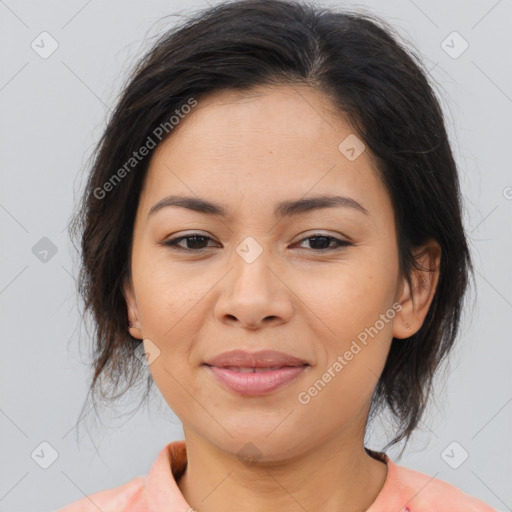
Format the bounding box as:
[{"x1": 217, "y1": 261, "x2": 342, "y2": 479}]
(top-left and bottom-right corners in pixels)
[{"x1": 58, "y1": 0, "x2": 496, "y2": 510}]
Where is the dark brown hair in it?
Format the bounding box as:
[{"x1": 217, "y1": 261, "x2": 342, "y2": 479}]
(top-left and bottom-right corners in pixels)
[{"x1": 69, "y1": 0, "x2": 473, "y2": 450}]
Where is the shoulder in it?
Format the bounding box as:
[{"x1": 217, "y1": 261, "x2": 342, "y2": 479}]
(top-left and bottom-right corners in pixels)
[
  {"x1": 389, "y1": 461, "x2": 497, "y2": 512},
  {"x1": 54, "y1": 475, "x2": 147, "y2": 512}
]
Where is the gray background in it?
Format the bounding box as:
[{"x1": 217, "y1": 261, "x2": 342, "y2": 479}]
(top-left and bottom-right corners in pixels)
[{"x1": 0, "y1": 0, "x2": 511, "y2": 511}]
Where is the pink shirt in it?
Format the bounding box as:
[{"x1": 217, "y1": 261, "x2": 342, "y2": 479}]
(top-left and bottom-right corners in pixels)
[{"x1": 56, "y1": 440, "x2": 497, "y2": 511}]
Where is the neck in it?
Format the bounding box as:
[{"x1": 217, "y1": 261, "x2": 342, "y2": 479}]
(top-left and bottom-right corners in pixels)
[{"x1": 177, "y1": 428, "x2": 387, "y2": 512}]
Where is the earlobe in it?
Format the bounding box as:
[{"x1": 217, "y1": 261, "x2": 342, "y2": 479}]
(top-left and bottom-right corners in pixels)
[
  {"x1": 392, "y1": 239, "x2": 441, "y2": 339},
  {"x1": 122, "y1": 276, "x2": 143, "y2": 339}
]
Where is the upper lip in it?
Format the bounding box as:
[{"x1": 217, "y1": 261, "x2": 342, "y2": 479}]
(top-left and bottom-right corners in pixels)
[{"x1": 203, "y1": 350, "x2": 309, "y2": 368}]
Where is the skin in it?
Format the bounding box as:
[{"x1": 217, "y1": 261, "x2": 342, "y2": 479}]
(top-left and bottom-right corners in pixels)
[{"x1": 123, "y1": 84, "x2": 441, "y2": 512}]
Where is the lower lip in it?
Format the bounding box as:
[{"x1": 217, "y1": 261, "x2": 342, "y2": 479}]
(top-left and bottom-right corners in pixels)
[{"x1": 205, "y1": 365, "x2": 309, "y2": 395}]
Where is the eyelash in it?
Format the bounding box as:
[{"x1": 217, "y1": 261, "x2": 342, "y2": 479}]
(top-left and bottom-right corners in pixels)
[{"x1": 161, "y1": 233, "x2": 353, "y2": 253}]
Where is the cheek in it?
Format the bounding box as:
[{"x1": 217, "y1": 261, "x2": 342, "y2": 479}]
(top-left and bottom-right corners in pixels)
[
  {"x1": 296, "y1": 255, "x2": 397, "y2": 399},
  {"x1": 130, "y1": 249, "x2": 215, "y2": 383},
  {"x1": 131, "y1": 244, "x2": 199, "y2": 333},
  {"x1": 300, "y1": 259, "x2": 397, "y2": 342},
  {"x1": 294, "y1": 271, "x2": 395, "y2": 426}
]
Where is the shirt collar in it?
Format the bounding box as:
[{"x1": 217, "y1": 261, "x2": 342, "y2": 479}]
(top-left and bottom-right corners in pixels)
[{"x1": 145, "y1": 440, "x2": 192, "y2": 512}]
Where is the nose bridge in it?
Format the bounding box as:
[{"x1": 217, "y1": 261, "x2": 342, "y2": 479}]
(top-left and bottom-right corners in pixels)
[
  {"x1": 214, "y1": 234, "x2": 293, "y2": 328},
  {"x1": 230, "y1": 234, "x2": 275, "y2": 301}
]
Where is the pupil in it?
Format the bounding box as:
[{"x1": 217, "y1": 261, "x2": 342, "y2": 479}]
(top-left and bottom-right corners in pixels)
[
  {"x1": 310, "y1": 236, "x2": 330, "y2": 249},
  {"x1": 188, "y1": 236, "x2": 207, "y2": 249}
]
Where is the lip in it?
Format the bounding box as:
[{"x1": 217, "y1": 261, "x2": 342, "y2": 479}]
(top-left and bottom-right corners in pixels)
[
  {"x1": 203, "y1": 349, "x2": 309, "y2": 368},
  {"x1": 205, "y1": 365, "x2": 309, "y2": 395},
  {"x1": 203, "y1": 349, "x2": 310, "y2": 396}
]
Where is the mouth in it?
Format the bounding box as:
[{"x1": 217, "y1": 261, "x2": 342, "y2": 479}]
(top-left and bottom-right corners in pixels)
[
  {"x1": 203, "y1": 362, "x2": 310, "y2": 395},
  {"x1": 202, "y1": 349, "x2": 310, "y2": 395}
]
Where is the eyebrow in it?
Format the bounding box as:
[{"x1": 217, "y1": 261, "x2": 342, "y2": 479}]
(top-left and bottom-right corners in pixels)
[{"x1": 147, "y1": 194, "x2": 369, "y2": 219}]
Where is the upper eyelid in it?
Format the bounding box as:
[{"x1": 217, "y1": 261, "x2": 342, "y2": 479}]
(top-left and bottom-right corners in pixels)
[
  {"x1": 164, "y1": 230, "x2": 350, "y2": 242},
  {"x1": 163, "y1": 232, "x2": 352, "y2": 250}
]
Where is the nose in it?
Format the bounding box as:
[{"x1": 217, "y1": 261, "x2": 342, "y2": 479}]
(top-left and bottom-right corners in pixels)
[{"x1": 213, "y1": 243, "x2": 294, "y2": 330}]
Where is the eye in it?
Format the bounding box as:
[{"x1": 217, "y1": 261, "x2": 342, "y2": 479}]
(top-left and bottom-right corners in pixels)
[
  {"x1": 162, "y1": 233, "x2": 218, "y2": 251},
  {"x1": 294, "y1": 234, "x2": 353, "y2": 252},
  {"x1": 161, "y1": 232, "x2": 352, "y2": 253}
]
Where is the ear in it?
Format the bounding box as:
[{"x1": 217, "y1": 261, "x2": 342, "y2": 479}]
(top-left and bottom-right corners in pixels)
[
  {"x1": 122, "y1": 274, "x2": 143, "y2": 340},
  {"x1": 393, "y1": 239, "x2": 441, "y2": 339}
]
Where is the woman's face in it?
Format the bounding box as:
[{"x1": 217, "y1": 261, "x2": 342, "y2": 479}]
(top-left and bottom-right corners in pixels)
[{"x1": 124, "y1": 84, "x2": 419, "y2": 460}]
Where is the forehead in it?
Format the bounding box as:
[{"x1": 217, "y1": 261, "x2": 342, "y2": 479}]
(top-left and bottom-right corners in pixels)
[{"x1": 139, "y1": 84, "x2": 391, "y2": 221}]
